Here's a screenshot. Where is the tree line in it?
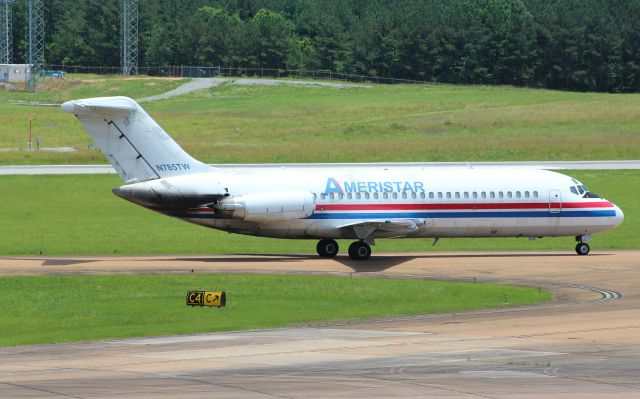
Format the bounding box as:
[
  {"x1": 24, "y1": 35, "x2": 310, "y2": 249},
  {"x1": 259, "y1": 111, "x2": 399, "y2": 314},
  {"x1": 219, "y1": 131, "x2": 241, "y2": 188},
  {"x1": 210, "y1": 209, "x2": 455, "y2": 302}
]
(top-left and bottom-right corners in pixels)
[{"x1": 8, "y1": 0, "x2": 640, "y2": 92}]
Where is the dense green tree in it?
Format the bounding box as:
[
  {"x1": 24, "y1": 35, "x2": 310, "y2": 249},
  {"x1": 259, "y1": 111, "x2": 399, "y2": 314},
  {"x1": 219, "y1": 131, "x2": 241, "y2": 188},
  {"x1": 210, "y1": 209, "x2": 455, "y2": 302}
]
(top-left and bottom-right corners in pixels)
[
  {"x1": 250, "y1": 8, "x2": 293, "y2": 68},
  {"x1": 6, "y1": 0, "x2": 638, "y2": 92}
]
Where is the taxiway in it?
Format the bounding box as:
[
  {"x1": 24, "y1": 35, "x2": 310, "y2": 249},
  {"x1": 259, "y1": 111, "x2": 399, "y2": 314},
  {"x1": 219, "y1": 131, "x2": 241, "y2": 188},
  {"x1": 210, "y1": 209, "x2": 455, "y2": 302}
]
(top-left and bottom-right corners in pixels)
[{"x1": 0, "y1": 251, "x2": 639, "y2": 398}]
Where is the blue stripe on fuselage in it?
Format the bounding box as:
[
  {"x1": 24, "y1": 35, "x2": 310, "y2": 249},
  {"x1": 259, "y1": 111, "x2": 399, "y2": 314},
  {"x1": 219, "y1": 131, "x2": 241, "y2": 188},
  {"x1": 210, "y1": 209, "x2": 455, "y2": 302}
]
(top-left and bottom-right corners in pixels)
[
  {"x1": 173, "y1": 209, "x2": 616, "y2": 220},
  {"x1": 306, "y1": 210, "x2": 617, "y2": 219}
]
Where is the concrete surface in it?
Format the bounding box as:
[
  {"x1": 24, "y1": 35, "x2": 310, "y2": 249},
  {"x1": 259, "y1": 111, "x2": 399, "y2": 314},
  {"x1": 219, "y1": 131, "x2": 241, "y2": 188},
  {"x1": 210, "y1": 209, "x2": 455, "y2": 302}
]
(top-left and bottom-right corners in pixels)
[
  {"x1": 138, "y1": 77, "x2": 369, "y2": 102},
  {"x1": 0, "y1": 250, "x2": 639, "y2": 398},
  {"x1": 2, "y1": 160, "x2": 640, "y2": 175}
]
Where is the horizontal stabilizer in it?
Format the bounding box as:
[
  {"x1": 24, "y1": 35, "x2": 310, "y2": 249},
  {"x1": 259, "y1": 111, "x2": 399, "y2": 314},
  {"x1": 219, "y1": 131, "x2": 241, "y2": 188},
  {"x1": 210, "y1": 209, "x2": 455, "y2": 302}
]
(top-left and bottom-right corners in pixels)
[{"x1": 61, "y1": 97, "x2": 138, "y2": 117}]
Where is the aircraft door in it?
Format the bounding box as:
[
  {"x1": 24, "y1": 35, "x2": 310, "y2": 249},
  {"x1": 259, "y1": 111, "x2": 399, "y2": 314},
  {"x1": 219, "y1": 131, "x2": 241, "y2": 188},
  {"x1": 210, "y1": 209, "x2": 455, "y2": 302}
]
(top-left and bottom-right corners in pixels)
[{"x1": 549, "y1": 189, "x2": 562, "y2": 214}]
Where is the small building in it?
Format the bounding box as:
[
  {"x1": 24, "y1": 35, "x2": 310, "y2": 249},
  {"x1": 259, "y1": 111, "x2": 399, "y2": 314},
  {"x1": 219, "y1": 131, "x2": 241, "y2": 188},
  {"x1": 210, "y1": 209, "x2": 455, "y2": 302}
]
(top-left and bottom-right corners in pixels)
[{"x1": 0, "y1": 64, "x2": 31, "y2": 83}]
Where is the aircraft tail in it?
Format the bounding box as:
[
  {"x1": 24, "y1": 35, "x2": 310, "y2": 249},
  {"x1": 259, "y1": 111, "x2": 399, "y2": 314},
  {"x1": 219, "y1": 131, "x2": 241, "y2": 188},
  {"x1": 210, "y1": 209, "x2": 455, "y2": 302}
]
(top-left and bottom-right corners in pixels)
[{"x1": 61, "y1": 96, "x2": 213, "y2": 183}]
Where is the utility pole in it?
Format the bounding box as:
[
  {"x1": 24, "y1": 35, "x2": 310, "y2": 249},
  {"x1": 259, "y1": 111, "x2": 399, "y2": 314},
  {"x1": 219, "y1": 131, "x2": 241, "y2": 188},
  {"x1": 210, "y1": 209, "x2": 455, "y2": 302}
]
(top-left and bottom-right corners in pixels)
[{"x1": 121, "y1": 0, "x2": 138, "y2": 75}]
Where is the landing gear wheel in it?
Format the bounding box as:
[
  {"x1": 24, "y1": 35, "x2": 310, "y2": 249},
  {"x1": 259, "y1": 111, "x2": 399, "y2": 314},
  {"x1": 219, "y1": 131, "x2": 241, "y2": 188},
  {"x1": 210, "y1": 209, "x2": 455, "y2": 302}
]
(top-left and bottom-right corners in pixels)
[
  {"x1": 348, "y1": 241, "x2": 371, "y2": 260},
  {"x1": 575, "y1": 242, "x2": 590, "y2": 255},
  {"x1": 316, "y1": 239, "x2": 339, "y2": 258}
]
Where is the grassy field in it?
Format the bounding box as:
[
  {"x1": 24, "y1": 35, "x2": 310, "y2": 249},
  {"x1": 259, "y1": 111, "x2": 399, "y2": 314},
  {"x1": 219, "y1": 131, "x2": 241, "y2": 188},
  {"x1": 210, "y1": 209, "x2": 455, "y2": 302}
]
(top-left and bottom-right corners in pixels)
[
  {"x1": 0, "y1": 274, "x2": 550, "y2": 346},
  {"x1": 0, "y1": 76, "x2": 639, "y2": 164},
  {"x1": 0, "y1": 75, "x2": 186, "y2": 103},
  {"x1": 0, "y1": 170, "x2": 635, "y2": 256}
]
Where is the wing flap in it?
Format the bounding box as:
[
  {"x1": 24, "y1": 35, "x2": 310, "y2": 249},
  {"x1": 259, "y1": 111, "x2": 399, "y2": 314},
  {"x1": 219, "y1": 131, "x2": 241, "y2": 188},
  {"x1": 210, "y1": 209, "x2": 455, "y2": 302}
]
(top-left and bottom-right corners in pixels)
[{"x1": 338, "y1": 219, "x2": 424, "y2": 244}]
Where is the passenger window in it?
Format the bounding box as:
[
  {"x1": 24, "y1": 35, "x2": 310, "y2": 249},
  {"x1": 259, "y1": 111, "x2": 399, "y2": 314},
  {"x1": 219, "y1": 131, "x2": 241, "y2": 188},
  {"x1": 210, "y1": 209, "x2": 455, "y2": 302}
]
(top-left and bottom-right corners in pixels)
[
  {"x1": 420, "y1": 192, "x2": 425, "y2": 199},
  {"x1": 507, "y1": 191, "x2": 512, "y2": 198},
  {"x1": 364, "y1": 192, "x2": 370, "y2": 200},
  {"x1": 330, "y1": 193, "x2": 335, "y2": 200},
  {"x1": 438, "y1": 192, "x2": 443, "y2": 199},
  {"x1": 490, "y1": 192, "x2": 495, "y2": 199},
  {"x1": 498, "y1": 191, "x2": 504, "y2": 198},
  {"x1": 347, "y1": 193, "x2": 352, "y2": 200},
  {"x1": 320, "y1": 193, "x2": 326, "y2": 200},
  {"x1": 313, "y1": 193, "x2": 317, "y2": 200},
  {"x1": 383, "y1": 192, "x2": 389, "y2": 199},
  {"x1": 481, "y1": 192, "x2": 486, "y2": 199},
  {"x1": 524, "y1": 191, "x2": 529, "y2": 198},
  {"x1": 373, "y1": 192, "x2": 379, "y2": 199},
  {"x1": 472, "y1": 192, "x2": 478, "y2": 199},
  {"x1": 402, "y1": 192, "x2": 408, "y2": 199},
  {"x1": 356, "y1": 193, "x2": 361, "y2": 200},
  {"x1": 446, "y1": 192, "x2": 451, "y2": 199},
  {"x1": 464, "y1": 192, "x2": 469, "y2": 199},
  {"x1": 392, "y1": 192, "x2": 398, "y2": 199},
  {"x1": 455, "y1": 192, "x2": 460, "y2": 199},
  {"x1": 516, "y1": 191, "x2": 521, "y2": 198},
  {"x1": 411, "y1": 192, "x2": 417, "y2": 199},
  {"x1": 533, "y1": 191, "x2": 538, "y2": 198},
  {"x1": 429, "y1": 192, "x2": 434, "y2": 199}
]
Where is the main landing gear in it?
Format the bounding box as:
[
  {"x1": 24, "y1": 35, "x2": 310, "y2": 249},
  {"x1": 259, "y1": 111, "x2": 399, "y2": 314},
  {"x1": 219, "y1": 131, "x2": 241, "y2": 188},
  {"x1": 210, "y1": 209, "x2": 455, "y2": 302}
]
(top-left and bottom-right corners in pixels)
[
  {"x1": 316, "y1": 239, "x2": 339, "y2": 258},
  {"x1": 316, "y1": 239, "x2": 372, "y2": 260},
  {"x1": 348, "y1": 241, "x2": 372, "y2": 261}
]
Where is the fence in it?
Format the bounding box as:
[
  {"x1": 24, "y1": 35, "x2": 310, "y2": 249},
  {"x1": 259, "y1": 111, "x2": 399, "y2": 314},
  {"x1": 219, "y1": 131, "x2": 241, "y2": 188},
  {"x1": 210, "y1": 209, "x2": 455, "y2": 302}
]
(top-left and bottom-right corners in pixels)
[{"x1": 40, "y1": 64, "x2": 429, "y2": 85}]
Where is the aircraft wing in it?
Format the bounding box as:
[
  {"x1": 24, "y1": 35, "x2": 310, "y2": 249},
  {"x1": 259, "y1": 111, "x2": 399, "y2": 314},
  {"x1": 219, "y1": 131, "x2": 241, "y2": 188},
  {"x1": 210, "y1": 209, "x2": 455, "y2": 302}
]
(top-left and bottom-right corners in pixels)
[{"x1": 338, "y1": 219, "x2": 424, "y2": 244}]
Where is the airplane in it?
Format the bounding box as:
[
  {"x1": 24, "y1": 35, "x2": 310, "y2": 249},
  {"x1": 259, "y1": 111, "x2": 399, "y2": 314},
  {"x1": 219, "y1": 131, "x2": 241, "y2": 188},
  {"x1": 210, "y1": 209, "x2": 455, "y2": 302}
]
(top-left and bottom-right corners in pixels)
[{"x1": 61, "y1": 96, "x2": 624, "y2": 260}]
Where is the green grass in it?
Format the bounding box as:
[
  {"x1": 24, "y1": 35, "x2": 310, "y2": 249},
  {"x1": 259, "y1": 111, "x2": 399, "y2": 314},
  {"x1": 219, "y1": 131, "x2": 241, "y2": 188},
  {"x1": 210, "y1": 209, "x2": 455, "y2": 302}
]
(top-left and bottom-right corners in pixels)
[
  {"x1": 0, "y1": 77, "x2": 186, "y2": 165},
  {"x1": 0, "y1": 170, "x2": 636, "y2": 256},
  {"x1": 0, "y1": 274, "x2": 551, "y2": 346},
  {"x1": 0, "y1": 76, "x2": 187, "y2": 103},
  {"x1": 0, "y1": 76, "x2": 639, "y2": 164}
]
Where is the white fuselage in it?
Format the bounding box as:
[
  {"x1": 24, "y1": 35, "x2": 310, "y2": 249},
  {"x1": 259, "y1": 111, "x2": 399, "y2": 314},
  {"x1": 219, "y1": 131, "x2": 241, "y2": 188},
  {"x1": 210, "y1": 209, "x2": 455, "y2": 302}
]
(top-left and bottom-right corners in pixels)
[
  {"x1": 60, "y1": 96, "x2": 624, "y2": 258},
  {"x1": 136, "y1": 167, "x2": 623, "y2": 241}
]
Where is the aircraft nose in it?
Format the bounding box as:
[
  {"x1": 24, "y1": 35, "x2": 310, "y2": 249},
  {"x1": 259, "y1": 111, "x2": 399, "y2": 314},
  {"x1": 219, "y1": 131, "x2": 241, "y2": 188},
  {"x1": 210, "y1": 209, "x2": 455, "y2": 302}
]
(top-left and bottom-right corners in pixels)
[{"x1": 613, "y1": 204, "x2": 624, "y2": 227}]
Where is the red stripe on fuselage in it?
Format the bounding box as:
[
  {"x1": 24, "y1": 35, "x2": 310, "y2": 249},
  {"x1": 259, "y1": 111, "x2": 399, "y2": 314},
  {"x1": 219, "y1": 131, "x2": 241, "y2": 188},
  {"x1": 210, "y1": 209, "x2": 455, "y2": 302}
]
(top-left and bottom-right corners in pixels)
[{"x1": 315, "y1": 201, "x2": 613, "y2": 211}]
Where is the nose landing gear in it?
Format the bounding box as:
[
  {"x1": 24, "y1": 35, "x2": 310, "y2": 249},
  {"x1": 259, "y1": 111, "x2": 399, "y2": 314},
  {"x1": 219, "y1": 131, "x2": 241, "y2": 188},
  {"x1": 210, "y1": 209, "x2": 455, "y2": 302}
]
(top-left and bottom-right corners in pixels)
[
  {"x1": 575, "y1": 242, "x2": 590, "y2": 255},
  {"x1": 575, "y1": 235, "x2": 591, "y2": 255}
]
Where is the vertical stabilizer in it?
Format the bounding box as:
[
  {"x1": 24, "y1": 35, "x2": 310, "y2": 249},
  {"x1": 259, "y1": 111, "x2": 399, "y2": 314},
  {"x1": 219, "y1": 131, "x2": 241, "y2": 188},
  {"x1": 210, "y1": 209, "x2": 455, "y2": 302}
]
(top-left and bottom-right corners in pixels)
[{"x1": 61, "y1": 96, "x2": 213, "y2": 183}]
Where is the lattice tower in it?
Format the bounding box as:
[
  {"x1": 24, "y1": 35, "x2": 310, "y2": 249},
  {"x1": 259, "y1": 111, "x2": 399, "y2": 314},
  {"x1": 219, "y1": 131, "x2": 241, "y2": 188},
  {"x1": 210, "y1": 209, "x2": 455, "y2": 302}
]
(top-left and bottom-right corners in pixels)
[
  {"x1": 121, "y1": 0, "x2": 138, "y2": 75},
  {"x1": 26, "y1": 0, "x2": 44, "y2": 91},
  {"x1": 0, "y1": 0, "x2": 14, "y2": 64}
]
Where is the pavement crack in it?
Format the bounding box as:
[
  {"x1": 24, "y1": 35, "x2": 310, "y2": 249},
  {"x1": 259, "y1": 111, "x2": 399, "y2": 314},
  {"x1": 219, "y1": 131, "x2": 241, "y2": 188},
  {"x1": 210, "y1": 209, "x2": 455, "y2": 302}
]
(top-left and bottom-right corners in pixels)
[{"x1": 0, "y1": 380, "x2": 85, "y2": 398}]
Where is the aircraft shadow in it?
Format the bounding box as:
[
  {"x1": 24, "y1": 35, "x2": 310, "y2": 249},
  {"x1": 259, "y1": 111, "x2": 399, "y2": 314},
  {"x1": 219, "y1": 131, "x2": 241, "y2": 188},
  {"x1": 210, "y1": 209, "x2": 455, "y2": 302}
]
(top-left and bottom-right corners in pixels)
[
  {"x1": 176, "y1": 254, "x2": 315, "y2": 263},
  {"x1": 175, "y1": 252, "x2": 610, "y2": 273}
]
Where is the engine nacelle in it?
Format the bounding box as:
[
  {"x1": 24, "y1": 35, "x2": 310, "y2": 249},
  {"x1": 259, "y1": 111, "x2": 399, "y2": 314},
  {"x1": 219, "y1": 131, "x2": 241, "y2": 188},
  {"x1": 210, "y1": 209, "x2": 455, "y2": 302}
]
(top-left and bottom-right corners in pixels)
[{"x1": 215, "y1": 191, "x2": 315, "y2": 222}]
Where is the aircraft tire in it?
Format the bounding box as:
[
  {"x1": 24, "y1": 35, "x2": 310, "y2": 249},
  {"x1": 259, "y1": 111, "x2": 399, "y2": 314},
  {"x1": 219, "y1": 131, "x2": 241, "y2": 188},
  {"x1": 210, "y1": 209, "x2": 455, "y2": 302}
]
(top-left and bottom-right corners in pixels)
[
  {"x1": 317, "y1": 239, "x2": 339, "y2": 257},
  {"x1": 575, "y1": 242, "x2": 590, "y2": 255},
  {"x1": 348, "y1": 241, "x2": 371, "y2": 260}
]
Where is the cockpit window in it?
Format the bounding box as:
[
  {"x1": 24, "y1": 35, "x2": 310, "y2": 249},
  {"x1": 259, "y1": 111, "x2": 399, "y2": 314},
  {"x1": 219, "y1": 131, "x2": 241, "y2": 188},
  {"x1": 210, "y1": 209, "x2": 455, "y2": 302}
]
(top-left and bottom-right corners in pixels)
[
  {"x1": 570, "y1": 184, "x2": 600, "y2": 198},
  {"x1": 583, "y1": 191, "x2": 600, "y2": 198}
]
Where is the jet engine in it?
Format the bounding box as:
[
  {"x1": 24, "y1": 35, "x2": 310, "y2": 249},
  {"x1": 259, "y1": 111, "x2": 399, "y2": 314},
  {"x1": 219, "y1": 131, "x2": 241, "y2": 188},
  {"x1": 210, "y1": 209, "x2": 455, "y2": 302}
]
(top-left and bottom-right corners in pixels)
[{"x1": 214, "y1": 191, "x2": 315, "y2": 222}]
